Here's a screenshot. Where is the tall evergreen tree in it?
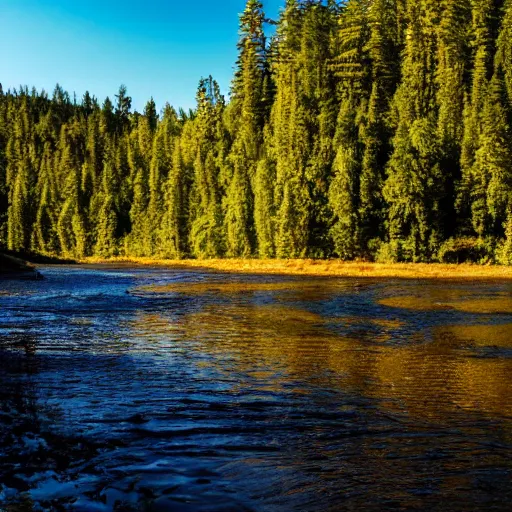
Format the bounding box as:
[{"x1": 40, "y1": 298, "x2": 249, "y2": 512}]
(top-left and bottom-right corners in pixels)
[
  {"x1": 189, "y1": 77, "x2": 226, "y2": 258},
  {"x1": 7, "y1": 98, "x2": 36, "y2": 252},
  {"x1": 470, "y1": 73, "x2": 512, "y2": 239},
  {"x1": 253, "y1": 155, "x2": 275, "y2": 257},
  {"x1": 31, "y1": 143, "x2": 59, "y2": 254},
  {"x1": 161, "y1": 141, "x2": 190, "y2": 258},
  {"x1": 329, "y1": 95, "x2": 362, "y2": 259},
  {"x1": 358, "y1": 0, "x2": 404, "y2": 254},
  {"x1": 56, "y1": 121, "x2": 87, "y2": 258},
  {"x1": 144, "y1": 105, "x2": 179, "y2": 255},
  {"x1": 94, "y1": 142, "x2": 118, "y2": 257},
  {"x1": 224, "y1": 0, "x2": 267, "y2": 257},
  {"x1": 0, "y1": 86, "x2": 8, "y2": 248},
  {"x1": 457, "y1": 0, "x2": 499, "y2": 231},
  {"x1": 115, "y1": 85, "x2": 132, "y2": 134},
  {"x1": 127, "y1": 111, "x2": 154, "y2": 256},
  {"x1": 270, "y1": 0, "x2": 311, "y2": 258},
  {"x1": 383, "y1": 0, "x2": 444, "y2": 261}
]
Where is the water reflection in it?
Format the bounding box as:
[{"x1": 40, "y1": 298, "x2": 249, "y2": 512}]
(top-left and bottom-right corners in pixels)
[
  {"x1": 0, "y1": 267, "x2": 511, "y2": 511},
  {"x1": 146, "y1": 300, "x2": 512, "y2": 420}
]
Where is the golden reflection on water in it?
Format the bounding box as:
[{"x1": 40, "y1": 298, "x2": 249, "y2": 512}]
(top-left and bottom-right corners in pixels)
[
  {"x1": 131, "y1": 298, "x2": 512, "y2": 420},
  {"x1": 134, "y1": 279, "x2": 363, "y2": 302},
  {"x1": 435, "y1": 323, "x2": 512, "y2": 348},
  {"x1": 379, "y1": 294, "x2": 512, "y2": 314}
]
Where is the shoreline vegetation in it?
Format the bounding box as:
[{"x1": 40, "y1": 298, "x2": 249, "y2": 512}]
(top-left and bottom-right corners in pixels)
[{"x1": 81, "y1": 257, "x2": 512, "y2": 280}]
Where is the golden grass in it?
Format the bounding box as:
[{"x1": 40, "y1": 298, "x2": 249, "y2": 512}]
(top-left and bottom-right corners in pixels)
[{"x1": 81, "y1": 256, "x2": 512, "y2": 280}]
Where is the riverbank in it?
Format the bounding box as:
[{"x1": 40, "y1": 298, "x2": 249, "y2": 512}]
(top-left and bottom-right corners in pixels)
[
  {"x1": 82, "y1": 257, "x2": 512, "y2": 280},
  {"x1": 0, "y1": 252, "x2": 37, "y2": 276}
]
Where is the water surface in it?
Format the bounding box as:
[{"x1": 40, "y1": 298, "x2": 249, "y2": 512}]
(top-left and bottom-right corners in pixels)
[{"x1": 1, "y1": 265, "x2": 511, "y2": 511}]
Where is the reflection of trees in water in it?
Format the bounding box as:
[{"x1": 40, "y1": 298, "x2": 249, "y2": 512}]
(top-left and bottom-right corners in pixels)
[
  {"x1": 142, "y1": 300, "x2": 512, "y2": 511},
  {"x1": 153, "y1": 300, "x2": 512, "y2": 421}
]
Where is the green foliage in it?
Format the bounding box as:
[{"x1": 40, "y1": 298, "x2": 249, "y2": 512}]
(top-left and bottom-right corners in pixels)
[
  {"x1": 31, "y1": 144, "x2": 59, "y2": 254},
  {"x1": 223, "y1": 0, "x2": 268, "y2": 257},
  {"x1": 0, "y1": 1, "x2": 511, "y2": 264},
  {"x1": 496, "y1": 0, "x2": 512, "y2": 106},
  {"x1": 383, "y1": 1, "x2": 447, "y2": 262},
  {"x1": 437, "y1": 237, "x2": 493, "y2": 263},
  {"x1": 467, "y1": 74, "x2": 512, "y2": 238},
  {"x1": 253, "y1": 156, "x2": 275, "y2": 257},
  {"x1": 160, "y1": 142, "x2": 190, "y2": 259},
  {"x1": 329, "y1": 97, "x2": 361, "y2": 260},
  {"x1": 496, "y1": 213, "x2": 512, "y2": 264},
  {"x1": 190, "y1": 150, "x2": 224, "y2": 258},
  {"x1": 224, "y1": 146, "x2": 254, "y2": 257}
]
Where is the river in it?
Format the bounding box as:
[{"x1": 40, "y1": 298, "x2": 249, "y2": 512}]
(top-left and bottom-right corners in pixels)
[{"x1": 0, "y1": 265, "x2": 511, "y2": 511}]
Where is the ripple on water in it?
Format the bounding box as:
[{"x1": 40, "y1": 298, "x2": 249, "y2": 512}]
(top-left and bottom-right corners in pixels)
[{"x1": 0, "y1": 266, "x2": 511, "y2": 511}]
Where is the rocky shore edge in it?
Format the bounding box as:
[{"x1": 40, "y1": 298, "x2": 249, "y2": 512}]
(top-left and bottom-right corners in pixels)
[{"x1": 0, "y1": 253, "x2": 42, "y2": 279}]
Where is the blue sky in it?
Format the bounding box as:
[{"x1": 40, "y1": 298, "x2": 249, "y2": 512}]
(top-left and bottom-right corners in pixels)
[{"x1": 0, "y1": 0, "x2": 283, "y2": 112}]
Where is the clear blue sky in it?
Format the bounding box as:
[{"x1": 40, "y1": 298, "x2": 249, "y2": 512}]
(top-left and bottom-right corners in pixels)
[{"x1": 0, "y1": 0, "x2": 283, "y2": 112}]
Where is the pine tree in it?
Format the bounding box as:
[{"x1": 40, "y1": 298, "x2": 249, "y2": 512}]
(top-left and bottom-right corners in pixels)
[
  {"x1": 190, "y1": 149, "x2": 224, "y2": 258},
  {"x1": 224, "y1": 141, "x2": 254, "y2": 257},
  {"x1": 497, "y1": 210, "x2": 512, "y2": 264},
  {"x1": 224, "y1": 0, "x2": 267, "y2": 257},
  {"x1": 0, "y1": 86, "x2": 8, "y2": 248},
  {"x1": 31, "y1": 143, "x2": 59, "y2": 254},
  {"x1": 434, "y1": 0, "x2": 472, "y2": 238},
  {"x1": 7, "y1": 97, "x2": 36, "y2": 252},
  {"x1": 329, "y1": 0, "x2": 369, "y2": 258},
  {"x1": 115, "y1": 85, "x2": 132, "y2": 134},
  {"x1": 253, "y1": 156, "x2": 275, "y2": 257},
  {"x1": 94, "y1": 142, "x2": 118, "y2": 257},
  {"x1": 81, "y1": 110, "x2": 102, "y2": 255},
  {"x1": 189, "y1": 77, "x2": 226, "y2": 258},
  {"x1": 144, "y1": 105, "x2": 179, "y2": 255},
  {"x1": 272, "y1": 73, "x2": 310, "y2": 258},
  {"x1": 457, "y1": 0, "x2": 498, "y2": 231},
  {"x1": 470, "y1": 73, "x2": 512, "y2": 238},
  {"x1": 300, "y1": 1, "x2": 338, "y2": 257},
  {"x1": 329, "y1": 96, "x2": 361, "y2": 259},
  {"x1": 56, "y1": 121, "x2": 87, "y2": 258},
  {"x1": 436, "y1": 0, "x2": 471, "y2": 151},
  {"x1": 269, "y1": 0, "x2": 311, "y2": 258},
  {"x1": 496, "y1": 0, "x2": 512, "y2": 114},
  {"x1": 161, "y1": 141, "x2": 190, "y2": 258},
  {"x1": 127, "y1": 112, "x2": 153, "y2": 256},
  {"x1": 100, "y1": 97, "x2": 115, "y2": 136},
  {"x1": 358, "y1": 0, "x2": 405, "y2": 254},
  {"x1": 144, "y1": 97, "x2": 158, "y2": 131},
  {"x1": 383, "y1": 0, "x2": 444, "y2": 262}
]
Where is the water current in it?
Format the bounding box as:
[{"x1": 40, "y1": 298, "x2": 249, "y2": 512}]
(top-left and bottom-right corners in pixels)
[{"x1": 0, "y1": 265, "x2": 511, "y2": 511}]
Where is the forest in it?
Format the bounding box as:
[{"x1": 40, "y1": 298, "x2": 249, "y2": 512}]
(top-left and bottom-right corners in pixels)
[{"x1": 1, "y1": 0, "x2": 512, "y2": 264}]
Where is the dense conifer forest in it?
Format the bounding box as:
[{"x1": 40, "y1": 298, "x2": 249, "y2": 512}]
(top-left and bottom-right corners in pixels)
[{"x1": 1, "y1": 0, "x2": 512, "y2": 263}]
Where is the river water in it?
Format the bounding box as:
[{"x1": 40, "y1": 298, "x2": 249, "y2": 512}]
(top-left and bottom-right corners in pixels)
[{"x1": 0, "y1": 265, "x2": 511, "y2": 511}]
